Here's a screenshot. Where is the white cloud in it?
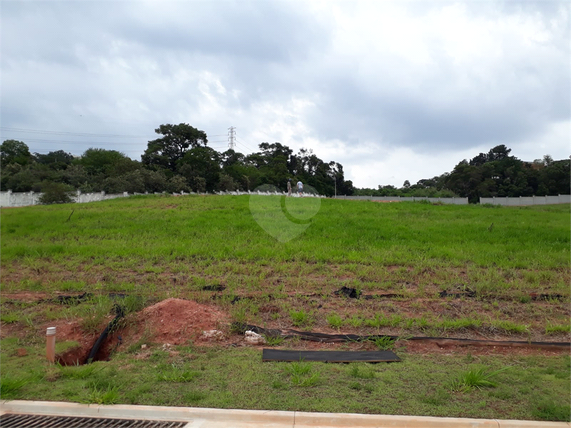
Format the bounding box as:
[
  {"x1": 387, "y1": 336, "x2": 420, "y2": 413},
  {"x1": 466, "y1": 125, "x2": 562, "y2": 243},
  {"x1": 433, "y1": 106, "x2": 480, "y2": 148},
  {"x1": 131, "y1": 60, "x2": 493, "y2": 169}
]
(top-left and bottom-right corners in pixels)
[{"x1": 1, "y1": 0, "x2": 569, "y2": 188}]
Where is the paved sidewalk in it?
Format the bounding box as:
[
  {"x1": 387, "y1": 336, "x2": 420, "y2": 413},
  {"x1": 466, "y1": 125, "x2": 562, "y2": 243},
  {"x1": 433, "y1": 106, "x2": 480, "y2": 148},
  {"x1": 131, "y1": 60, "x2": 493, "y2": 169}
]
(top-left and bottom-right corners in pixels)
[{"x1": 1, "y1": 400, "x2": 569, "y2": 427}]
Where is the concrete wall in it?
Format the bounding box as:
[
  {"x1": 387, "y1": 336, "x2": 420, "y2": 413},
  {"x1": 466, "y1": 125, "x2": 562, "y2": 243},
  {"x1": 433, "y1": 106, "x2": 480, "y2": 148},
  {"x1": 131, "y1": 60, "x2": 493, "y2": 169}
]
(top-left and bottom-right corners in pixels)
[
  {"x1": 334, "y1": 195, "x2": 469, "y2": 205},
  {"x1": 0, "y1": 190, "x2": 130, "y2": 207},
  {"x1": 0, "y1": 190, "x2": 324, "y2": 207},
  {"x1": 4, "y1": 190, "x2": 567, "y2": 208},
  {"x1": 479, "y1": 195, "x2": 571, "y2": 206},
  {"x1": 0, "y1": 191, "x2": 42, "y2": 207}
]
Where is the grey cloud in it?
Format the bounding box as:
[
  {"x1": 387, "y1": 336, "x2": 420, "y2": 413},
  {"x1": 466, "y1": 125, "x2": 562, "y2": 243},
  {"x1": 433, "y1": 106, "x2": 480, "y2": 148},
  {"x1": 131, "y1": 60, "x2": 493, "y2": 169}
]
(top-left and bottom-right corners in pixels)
[
  {"x1": 113, "y1": 2, "x2": 327, "y2": 65},
  {"x1": 1, "y1": 0, "x2": 569, "y2": 185},
  {"x1": 309, "y1": 69, "x2": 569, "y2": 153}
]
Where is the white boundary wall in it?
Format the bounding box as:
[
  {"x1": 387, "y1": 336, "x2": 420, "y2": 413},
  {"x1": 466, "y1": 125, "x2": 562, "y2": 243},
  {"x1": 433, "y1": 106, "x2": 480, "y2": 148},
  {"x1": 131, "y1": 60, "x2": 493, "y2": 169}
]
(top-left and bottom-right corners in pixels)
[
  {"x1": 480, "y1": 195, "x2": 570, "y2": 206},
  {"x1": 334, "y1": 195, "x2": 468, "y2": 205},
  {"x1": 4, "y1": 191, "x2": 567, "y2": 208},
  {"x1": 0, "y1": 190, "x2": 130, "y2": 207},
  {"x1": 0, "y1": 190, "x2": 324, "y2": 207}
]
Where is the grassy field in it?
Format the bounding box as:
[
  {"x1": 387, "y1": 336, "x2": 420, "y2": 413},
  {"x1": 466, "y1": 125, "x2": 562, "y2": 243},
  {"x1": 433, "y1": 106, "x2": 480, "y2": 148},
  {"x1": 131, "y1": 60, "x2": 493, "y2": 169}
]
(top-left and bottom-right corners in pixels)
[
  {"x1": 2, "y1": 195, "x2": 569, "y2": 268},
  {"x1": 1, "y1": 195, "x2": 569, "y2": 421}
]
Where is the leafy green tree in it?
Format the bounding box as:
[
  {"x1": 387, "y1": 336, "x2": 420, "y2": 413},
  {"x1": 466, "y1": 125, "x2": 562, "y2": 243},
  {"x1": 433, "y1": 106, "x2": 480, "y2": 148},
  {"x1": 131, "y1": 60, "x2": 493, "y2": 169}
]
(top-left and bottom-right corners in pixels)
[
  {"x1": 75, "y1": 148, "x2": 134, "y2": 176},
  {"x1": 38, "y1": 182, "x2": 75, "y2": 205},
  {"x1": 167, "y1": 175, "x2": 191, "y2": 193},
  {"x1": 61, "y1": 165, "x2": 91, "y2": 190},
  {"x1": 178, "y1": 146, "x2": 220, "y2": 192},
  {"x1": 35, "y1": 150, "x2": 74, "y2": 170},
  {"x1": 219, "y1": 149, "x2": 254, "y2": 190},
  {"x1": 218, "y1": 174, "x2": 238, "y2": 191},
  {"x1": 540, "y1": 159, "x2": 570, "y2": 195},
  {"x1": 141, "y1": 169, "x2": 168, "y2": 192},
  {"x1": 3, "y1": 164, "x2": 59, "y2": 192},
  {"x1": 3, "y1": 165, "x2": 36, "y2": 191},
  {"x1": 142, "y1": 123, "x2": 208, "y2": 172},
  {"x1": 1, "y1": 140, "x2": 33, "y2": 166}
]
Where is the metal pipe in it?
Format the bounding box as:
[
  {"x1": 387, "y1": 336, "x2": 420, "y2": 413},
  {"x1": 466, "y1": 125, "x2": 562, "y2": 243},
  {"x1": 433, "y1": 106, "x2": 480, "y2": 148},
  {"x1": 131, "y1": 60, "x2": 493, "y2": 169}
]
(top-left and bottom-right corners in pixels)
[{"x1": 46, "y1": 327, "x2": 56, "y2": 363}]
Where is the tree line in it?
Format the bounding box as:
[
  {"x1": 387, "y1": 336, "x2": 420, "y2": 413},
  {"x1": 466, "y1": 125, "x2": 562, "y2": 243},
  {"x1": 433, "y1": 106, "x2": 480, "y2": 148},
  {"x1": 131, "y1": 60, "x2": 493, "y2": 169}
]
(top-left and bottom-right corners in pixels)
[
  {"x1": 0, "y1": 123, "x2": 354, "y2": 200},
  {"x1": 1, "y1": 126, "x2": 567, "y2": 204},
  {"x1": 353, "y1": 145, "x2": 569, "y2": 203}
]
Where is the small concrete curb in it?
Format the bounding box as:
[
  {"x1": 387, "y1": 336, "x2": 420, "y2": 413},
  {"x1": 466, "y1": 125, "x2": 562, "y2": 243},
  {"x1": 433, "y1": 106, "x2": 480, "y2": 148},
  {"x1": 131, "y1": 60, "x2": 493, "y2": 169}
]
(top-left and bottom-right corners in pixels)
[{"x1": 1, "y1": 400, "x2": 569, "y2": 428}]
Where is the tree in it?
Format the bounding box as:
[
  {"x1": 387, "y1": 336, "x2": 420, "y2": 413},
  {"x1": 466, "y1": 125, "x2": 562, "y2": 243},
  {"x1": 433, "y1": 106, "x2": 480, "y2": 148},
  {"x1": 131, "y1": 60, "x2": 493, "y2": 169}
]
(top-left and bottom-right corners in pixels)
[
  {"x1": 1, "y1": 140, "x2": 33, "y2": 166},
  {"x1": 2, "y1": 164, "x2": 59, "y2": 192},
  {"x1": 35, "y1": 150, "x2": 74, "y2": 170},
  {"x1": 61, "y1": 165, "x2": 90, "y2": 190},
  {"x1": 177, "y1": 146, "x2": 220, "y2": 192},
  {"x1": 542, "y1": 154, "x2": 554, "y2": 166},
  {"x1": 142, "y1": 123, "x2": 208, "y2": 172},
  {"x1": 167, "y1": 175, "x2": 191, "y2": 193},
  {"x1": 218, "y1": 174, "x2": 238, "y2": 191},
  {"x1": 75, "y1": 148, "x2": 133, "y2": 176},
  {"x1": 487, "y1": 145, "x2": 512, "y2": 162},
  {"x1": 38, "y1": 182, "x2": 75, "y2": 205},
  {"x1": 540, "y1": 159, "x2": 570, "y2": 195}
]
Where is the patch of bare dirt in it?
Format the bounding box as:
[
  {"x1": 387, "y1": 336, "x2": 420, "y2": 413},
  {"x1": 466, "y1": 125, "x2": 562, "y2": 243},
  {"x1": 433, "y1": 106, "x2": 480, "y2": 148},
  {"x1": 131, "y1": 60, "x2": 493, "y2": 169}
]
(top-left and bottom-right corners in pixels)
[
  {"x1": 46, "y1": 320, "x2": 104, "y2": 365},
  {"x1": 2, "y1": 289, "x2": 569, "y2": 361},
  {"x1": 402, "y1": 340, "x2": 569, "y2": 357},
  {"x1": 36, "y1": 298, "x2": 230, "y2": 364},
  {"x1": 1, "y1": 292, "x2": 49, "y2": 302},
  {"x1": 122, "y1": 298, "x2": 229, "y2": 346}
]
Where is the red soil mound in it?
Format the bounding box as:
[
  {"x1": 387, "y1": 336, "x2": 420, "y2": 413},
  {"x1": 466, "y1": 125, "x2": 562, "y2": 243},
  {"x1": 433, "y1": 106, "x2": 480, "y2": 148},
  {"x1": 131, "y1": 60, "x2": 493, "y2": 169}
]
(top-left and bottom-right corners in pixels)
[
  {"x1": 36, "y1": 298, "x2": 229, "y2": 364},
  {"x1": 126, "y1": 298, "x2": 229, "y2": 346}
]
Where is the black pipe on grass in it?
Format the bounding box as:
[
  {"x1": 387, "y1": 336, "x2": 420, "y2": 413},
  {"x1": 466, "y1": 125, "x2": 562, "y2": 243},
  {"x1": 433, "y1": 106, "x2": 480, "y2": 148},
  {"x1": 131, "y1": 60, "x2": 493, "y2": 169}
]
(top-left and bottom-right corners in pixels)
[
  {"x1": 85, "y1": 304, "x2": 125, "y2": 364},
  {"x1": 232, "y1": 322, "x2": 571, "y2": 350}
]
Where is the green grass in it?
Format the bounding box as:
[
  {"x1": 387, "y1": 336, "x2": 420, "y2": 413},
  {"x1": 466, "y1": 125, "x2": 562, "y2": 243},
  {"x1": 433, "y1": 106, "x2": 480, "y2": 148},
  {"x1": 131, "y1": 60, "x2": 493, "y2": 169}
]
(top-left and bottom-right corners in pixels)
[
  {"x1": 532, "y1": 399, "x2": 571, "y2": 422},
  {"x1": 0, "y1": 195, "x2": 569, "y2": 421},
  {"x1": 0, "y1": 374, "x2": 30, "y2": 398},
  {"x1": 327, "y1": 313, "x2": 343, "y2": 329},
  {"x1": 370, "y1": 336, "x2": 396, "y2": 351},
  {"x1": 1, "y1": 196, "x2": 568, "y2": 268},
  {"x1": 57, "y1": 362, "x2": 100, "y2": 379},
  {"x1": 0, "y1": 312, "x2": 20, "y2": 323},
  {"x1": 290, "y1": 310, "x2": 312, "y2": 327},
  {"x1": 0, "y1": 339, "x2": 568, "y2": 420},
  {"x1": 450, "y1": 366, "x2": 510, "y2": 392},
  {"x1": 545, "y1": 323, "x2": 571, "y2": 335}
]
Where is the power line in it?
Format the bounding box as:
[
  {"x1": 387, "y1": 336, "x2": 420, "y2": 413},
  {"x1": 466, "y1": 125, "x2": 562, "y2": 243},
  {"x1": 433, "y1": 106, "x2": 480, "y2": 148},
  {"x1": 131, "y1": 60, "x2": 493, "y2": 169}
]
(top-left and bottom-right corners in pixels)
[
  {"x1": 1, "y1": 127, "x2": 151, "y2": 139},
  {"x1": 235, "y1": 139, "x2": 258, "y2": 153},
  {"x1": 2, "y1": 127, "x2": 245, "y2": 141},
  {"x1": 1, "y1": 138, "x2": 147, "y2": 146}
]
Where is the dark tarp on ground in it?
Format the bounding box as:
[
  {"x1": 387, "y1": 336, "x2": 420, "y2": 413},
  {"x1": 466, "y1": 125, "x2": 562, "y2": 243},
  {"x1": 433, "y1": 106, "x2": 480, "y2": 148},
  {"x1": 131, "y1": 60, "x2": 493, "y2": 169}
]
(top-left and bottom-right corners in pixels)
[{"x1": 262, "y1": 349, "x2": 401, "y2": 363}]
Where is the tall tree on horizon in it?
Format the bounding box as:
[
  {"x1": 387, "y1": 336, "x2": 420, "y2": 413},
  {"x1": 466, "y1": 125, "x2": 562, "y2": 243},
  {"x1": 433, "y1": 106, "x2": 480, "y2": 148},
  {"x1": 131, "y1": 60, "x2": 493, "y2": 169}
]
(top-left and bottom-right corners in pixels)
[{"x1": 142, "y1": 123, "x2": 208, "y2": 173}]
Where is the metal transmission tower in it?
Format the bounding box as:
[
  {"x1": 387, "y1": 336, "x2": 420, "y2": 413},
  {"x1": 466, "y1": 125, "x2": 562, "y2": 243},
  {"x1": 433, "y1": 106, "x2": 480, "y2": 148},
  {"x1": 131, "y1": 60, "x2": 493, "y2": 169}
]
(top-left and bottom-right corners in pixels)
[{"x1": 228, "y1": 126, "x2": 236, "y2": 150}]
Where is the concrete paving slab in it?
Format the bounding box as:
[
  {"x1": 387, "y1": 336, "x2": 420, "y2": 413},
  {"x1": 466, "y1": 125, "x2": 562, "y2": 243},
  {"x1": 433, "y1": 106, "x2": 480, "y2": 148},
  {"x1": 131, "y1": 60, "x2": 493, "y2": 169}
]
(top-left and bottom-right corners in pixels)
[{"x1": 1, "y1": 400, "x2": 569, "y2": 428}]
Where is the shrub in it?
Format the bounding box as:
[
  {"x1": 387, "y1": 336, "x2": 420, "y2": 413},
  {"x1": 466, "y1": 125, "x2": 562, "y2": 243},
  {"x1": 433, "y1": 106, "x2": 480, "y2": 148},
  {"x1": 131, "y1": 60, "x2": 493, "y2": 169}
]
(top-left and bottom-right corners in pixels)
[{"x1": 38, "y1": 182, "x2": 75, "y2": 205}]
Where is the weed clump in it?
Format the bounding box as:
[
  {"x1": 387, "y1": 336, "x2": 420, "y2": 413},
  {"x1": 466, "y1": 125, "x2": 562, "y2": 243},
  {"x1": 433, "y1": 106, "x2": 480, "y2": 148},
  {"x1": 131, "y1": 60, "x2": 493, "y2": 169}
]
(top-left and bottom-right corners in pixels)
[{"x1": 450, "y1": 366, "x2": 510, "y2": 393}]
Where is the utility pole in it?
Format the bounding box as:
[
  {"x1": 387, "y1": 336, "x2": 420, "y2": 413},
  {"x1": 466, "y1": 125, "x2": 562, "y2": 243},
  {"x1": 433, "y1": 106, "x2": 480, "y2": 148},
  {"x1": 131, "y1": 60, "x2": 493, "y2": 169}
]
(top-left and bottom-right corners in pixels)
[{"x1": 228, "y1": 126, "x2": 236, "y2": 150}]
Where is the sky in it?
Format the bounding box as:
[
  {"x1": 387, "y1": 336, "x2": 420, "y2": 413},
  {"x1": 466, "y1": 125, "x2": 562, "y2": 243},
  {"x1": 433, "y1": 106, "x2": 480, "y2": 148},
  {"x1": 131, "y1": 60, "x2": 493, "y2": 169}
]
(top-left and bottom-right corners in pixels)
[{"x1": 1, "y1": 0, "x2": 569, "y2": 188}]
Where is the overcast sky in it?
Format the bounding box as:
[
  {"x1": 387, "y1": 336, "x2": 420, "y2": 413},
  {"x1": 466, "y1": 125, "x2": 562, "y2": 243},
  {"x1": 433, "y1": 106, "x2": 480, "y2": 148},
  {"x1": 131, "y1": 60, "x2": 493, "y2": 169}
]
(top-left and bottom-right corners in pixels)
[{"x1": 1, "y1": 0, "x2": 569, "y2": 188}]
